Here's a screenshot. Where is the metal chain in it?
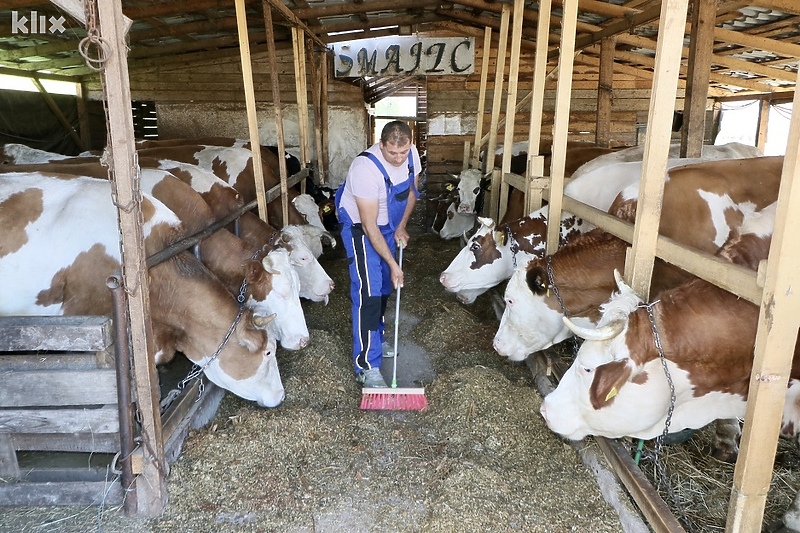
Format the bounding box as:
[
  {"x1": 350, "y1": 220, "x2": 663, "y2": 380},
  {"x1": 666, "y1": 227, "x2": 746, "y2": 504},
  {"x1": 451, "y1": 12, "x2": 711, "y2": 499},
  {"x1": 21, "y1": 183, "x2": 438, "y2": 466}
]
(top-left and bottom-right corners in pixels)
[
  {"x1": 546, "y1": 255, "x2": 581, "y2": 358},
  {"x1": 79, "y1": 0, "x2": 111, "y2": 72},
  {"x1": 640, "y1": 300, "x2": 676, "y2": 457},
  {"x1": 635, "y1": 299, "x2": 697, "y2": 531},
  {"x1": 160, "y1": 279, "x2": 249, "y2": 412}
]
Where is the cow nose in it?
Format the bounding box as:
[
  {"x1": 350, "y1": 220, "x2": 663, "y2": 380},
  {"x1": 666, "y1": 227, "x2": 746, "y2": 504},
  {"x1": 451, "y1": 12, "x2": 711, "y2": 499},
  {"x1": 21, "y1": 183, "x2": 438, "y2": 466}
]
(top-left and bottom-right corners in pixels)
[
  {"x1": 299, "y1": 336, "x2": 309, "y2": 349},
  {"x1": 439, "y1": 272, "x2": 448, "y2": 286}
]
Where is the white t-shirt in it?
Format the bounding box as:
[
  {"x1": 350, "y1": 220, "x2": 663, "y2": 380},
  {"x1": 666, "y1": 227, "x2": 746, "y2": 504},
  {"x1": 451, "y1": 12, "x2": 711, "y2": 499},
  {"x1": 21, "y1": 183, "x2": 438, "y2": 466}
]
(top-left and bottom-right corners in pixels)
[{"x1": 339, "y1": 142, "x2": 422, "y2": 225}]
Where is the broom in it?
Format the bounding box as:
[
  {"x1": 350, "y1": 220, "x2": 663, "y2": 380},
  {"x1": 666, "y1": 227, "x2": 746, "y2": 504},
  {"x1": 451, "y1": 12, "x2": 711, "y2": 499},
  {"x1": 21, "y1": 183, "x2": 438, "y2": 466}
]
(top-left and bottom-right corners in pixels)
[{"x1": 360, "y1": 241, "x2": 428, "y2": 411}]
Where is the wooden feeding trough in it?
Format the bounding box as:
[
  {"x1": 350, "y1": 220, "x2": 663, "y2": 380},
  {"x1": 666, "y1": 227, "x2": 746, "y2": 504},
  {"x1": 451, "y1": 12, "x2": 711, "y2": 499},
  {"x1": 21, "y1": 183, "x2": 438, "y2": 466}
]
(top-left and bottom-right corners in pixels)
[{"x1": 0, "y1": 315, "x2": 223, "y2": 509}]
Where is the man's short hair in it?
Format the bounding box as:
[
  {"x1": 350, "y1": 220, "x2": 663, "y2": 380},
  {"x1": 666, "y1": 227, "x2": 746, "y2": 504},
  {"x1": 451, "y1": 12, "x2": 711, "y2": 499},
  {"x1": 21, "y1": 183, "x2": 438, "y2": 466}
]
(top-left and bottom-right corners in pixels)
[{"x1": 381, "y1": 121, "x2": 413, "y2": 146}]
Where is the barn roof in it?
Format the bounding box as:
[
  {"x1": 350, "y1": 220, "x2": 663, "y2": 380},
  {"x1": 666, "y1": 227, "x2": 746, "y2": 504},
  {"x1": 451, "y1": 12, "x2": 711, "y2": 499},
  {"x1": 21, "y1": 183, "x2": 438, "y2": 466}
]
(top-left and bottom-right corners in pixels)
[{"x1": 0, "y1": 0, "x2": 798, "y2": 98}]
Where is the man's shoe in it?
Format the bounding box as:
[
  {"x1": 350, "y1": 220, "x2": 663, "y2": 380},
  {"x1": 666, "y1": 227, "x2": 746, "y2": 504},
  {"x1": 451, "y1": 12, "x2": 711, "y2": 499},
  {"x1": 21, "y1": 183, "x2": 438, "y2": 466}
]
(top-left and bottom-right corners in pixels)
[
  {"x1": 382, "y1": 341, "x2": 395, "y2": 359},
  {"x1": 358, "y1": 368, "x2": 388, "y2": 388}
]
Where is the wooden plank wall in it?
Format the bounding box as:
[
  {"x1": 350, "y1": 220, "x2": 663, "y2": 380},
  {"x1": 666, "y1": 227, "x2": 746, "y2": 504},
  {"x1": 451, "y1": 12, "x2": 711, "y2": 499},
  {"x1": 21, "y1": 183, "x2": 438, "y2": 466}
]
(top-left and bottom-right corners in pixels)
[
  {"x1": 426, "y1": 39, "x2": 688, "y2": 185},
  {"x1": 84, "y1": 48, "x2": 363, "y2": 106}
]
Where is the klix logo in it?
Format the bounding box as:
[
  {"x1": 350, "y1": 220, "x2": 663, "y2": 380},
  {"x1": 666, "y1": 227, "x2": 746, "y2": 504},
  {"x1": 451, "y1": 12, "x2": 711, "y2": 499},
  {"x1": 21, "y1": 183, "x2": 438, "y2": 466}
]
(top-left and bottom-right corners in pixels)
[{"x1": 11, "y1": 11, "x2": 66, "y2": 34}]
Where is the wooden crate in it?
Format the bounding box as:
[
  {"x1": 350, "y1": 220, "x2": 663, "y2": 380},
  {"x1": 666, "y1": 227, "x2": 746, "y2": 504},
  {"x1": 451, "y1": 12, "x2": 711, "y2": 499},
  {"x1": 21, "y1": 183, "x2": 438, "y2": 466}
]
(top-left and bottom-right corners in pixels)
[{"x1": 0, "y1": 315, "x2": 124, "y2": 506}]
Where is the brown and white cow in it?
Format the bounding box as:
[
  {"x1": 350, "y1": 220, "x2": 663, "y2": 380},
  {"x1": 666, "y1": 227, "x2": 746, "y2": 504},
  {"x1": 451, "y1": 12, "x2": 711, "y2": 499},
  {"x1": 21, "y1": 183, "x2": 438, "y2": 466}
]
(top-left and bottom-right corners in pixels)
[
  {"x1": 541, "y1": 202, "x2": 791, "y2": 441},
  {"x1": 438, "y1": 155, "x2": 706, "y2": 304},
  {"x1": 0, "y1": 172, "x2": 285, "y2": 407},
  {"x1": 139, "y1": 156, "x2": 335, "y2": 304},
  {"x1": 493, "y1": 156, "x2": 783, "y2": 361},
  {"x1": 0, "y1": 160, "x2": 313, "y2": 350},
  {"x1": 136, "y1": 144, "x2": 305, "y2": 228}
]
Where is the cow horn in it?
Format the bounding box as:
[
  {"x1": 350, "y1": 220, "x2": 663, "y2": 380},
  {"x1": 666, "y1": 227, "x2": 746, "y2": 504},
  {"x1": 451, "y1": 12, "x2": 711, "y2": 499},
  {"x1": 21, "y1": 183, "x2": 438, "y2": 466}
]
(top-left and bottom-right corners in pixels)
[
  {"x1": 563, "y1": 316, "x2": 625, "y2": 341},
  {"x1": 613, "y1": 269, "x2": 630, "y2": 292},
  {"x1": 252, "y1": 313, "x2": 277, "y2": 327},
  {"x1": 477, "y1": 216, "x2": 495, "y2": 229}
]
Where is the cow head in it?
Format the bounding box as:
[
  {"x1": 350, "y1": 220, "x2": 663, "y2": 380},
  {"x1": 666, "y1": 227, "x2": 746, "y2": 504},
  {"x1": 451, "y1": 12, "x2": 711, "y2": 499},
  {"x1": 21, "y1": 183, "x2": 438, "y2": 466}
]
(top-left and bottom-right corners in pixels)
[
  {"x1": 249, "y1": 248, "x2": 309, "y2": 351},
  {"x1": 455, "y1": 168, "x2": 485, "y2": 214},
  {"x1": 541, "y1": 271, "x2": 752, "y2": 441},
  {"x1": 195, "y1": 310, "x2": 285, "y2": 408},
  {"x1": 493, "y1": 230, "x2": 626, "y2": 360},
  {"x1": 439, "y1": 217, "x2": 513, "y2": 303},
  {"x1": 292, "y1": 193, "x2": 326, "y2": 230},
  {"x1": 439, "y1": 203, "x2": 476, "y2": 240},
  {"x1": 276, "y1": 228, "x2": 335, "y2": 304},
  {"x1": 539, "y1": 271, "x2": 666, "y2": 440}
]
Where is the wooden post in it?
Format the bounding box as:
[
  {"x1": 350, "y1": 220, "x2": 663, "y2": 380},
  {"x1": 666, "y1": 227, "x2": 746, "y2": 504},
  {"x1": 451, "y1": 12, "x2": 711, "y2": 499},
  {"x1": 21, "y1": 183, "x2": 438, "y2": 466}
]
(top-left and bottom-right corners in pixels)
[
  {"x1": 681, "y1": 0, "x2": 717, "y2": 158},
  {"x1": 498, "y1": 0, "x2": 525, "y2": 224},
  {"x1": 261, "y1": 1, "x2": 289, "y2": 226},
  {"x1": 756, "y1": 98, "x2": 770, "y2": 153},
  {"x1": 626, "y1": 0, "x2": 690, "y2": 298},
  {"x1": 76, "y1": 81, "x2": 91, "y2": 149},
  {"x1": 544, "y1": 0, "x2": 579, "y2": 256},
  {"x1": 318, "y1": 51, "x2": 330, "y2": 184},
  {"x1": 309, "y1": 45, "x2": 326, "y2": 184},
  {"x1": 234, "y1": 0, "x2": 270, "y2": 223},
  {"x1": 595, "y1": 36, "x2": 615, "y2": 148},
  {"x1": 525, "y1": 0, "x2": 551, "y2": 194},
  {"x1": 31, "y1": 78, "x2": 87, "y2": 151},
  {"x1": 292, "y1": 26, "x2": 311, "y2": 194},
  {"x1": 727, "y1": 76, "x2": 800, "y2": 533},
  {"x1": 472, "y1": 27, "x2": 492, "y2": 166},
  {"x1": 95, "y1": 0, "x2": 167, "y2": 517},
  {"x1": 487, "y1": 4, "x2": 510, "y2": 220}
]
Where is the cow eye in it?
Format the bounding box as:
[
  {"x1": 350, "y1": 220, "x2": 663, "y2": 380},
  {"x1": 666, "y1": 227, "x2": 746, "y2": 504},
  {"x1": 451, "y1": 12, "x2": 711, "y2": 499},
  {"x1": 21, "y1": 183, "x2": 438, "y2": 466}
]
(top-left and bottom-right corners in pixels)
[
  {"x1": 581, "y1": 366, "x2": 593, "y2": 374},
  {"x1": 472, "y1": 186, "x2": 480, "y2": 195},
  {"x1": 469, "y1": 241, "x2": 480, "y2": 252}
]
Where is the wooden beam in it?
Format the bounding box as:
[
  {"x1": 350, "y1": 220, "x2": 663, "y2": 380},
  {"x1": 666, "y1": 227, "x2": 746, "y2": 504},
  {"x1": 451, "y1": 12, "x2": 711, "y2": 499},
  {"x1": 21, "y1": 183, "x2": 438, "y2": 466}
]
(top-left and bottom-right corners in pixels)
[
  {"x1": 293, "y1": 0, "x2": 441, "y2": 19},
  {"x1": 544, "y1": 0, "x2": 579, "y2": 256},
  {"x1": 262, "y1": 0, "x2": 329, "y2": 50},
  {"x1": 714, "y1": 26, "x2": 800, "y2": 59},
  {"x1": 728, "y1": 75, "x2": 800, "y2": 532},
  {"x1": 595, "y1": 36, "x2": 615, "y2": 147},
  {"x1": 235, "y1": 0, "x2": 269, "y2": 223},
  {"x1": 471, "y1": 27, "x2": 492, "y2": 164},
  {"x1": 756, "y1": 97, "x2": 770, "y2": 152},
  {"x1": 486, "y1": 4, "x2": 510, "y2": 220},
  {"x1": 262, "y1": 1, "x2": 290, "y2": 227},
  {"x1": 627, "y1": 0, "x2": 690, "y2": 299},
  {"x1": 292, "y1": 26, "x2": 310, "y2": 192},
  {"x1": 681, "y1": 0, "x2": 717, "y2": 158},
  {"x1": 30, "y1": 77, "x2": 86, "y2": 151},
  {"x1": 526, "y1": 0, "x2": 552, "y2": 197},
  {"x1": 499, "y1": 0, "x2": 525, "y2": 223},
  {"x1": 95, "y1": 0, "x2": 167, "y2": 517},
  {"x1": 308, "y1": 12, "x2": 443, "y2": 35}
]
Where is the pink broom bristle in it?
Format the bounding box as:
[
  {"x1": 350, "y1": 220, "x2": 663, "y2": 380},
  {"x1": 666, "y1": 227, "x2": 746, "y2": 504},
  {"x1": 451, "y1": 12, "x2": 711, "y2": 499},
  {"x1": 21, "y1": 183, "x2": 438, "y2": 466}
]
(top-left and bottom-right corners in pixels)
[{"x1": 360, "y1": 389, "x2": 428, "y2": 411}]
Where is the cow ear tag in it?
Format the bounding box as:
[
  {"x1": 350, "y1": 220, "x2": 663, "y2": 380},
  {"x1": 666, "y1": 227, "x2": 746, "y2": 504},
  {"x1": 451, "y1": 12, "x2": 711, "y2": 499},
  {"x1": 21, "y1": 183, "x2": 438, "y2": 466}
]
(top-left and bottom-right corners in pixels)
[
  {"x1": 605, "y1": 387, "x2": 618, "y2": 401},
  {"x1": 323, "y1": 204, "x2": 331, "y2": 213}
]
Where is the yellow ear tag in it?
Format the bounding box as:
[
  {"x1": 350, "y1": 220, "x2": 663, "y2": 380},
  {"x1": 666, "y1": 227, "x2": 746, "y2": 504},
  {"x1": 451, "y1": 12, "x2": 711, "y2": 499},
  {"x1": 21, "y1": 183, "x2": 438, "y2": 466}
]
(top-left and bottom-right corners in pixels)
[
  {"x1": 546, "y1": 287, "x2": 550, "y2": 298},
  {"x1": 605, "y1": 387, "x2": 618, "y2": 402},
  {"x1": 323, "y1": 205, "x2": 331, "y2": 213}
]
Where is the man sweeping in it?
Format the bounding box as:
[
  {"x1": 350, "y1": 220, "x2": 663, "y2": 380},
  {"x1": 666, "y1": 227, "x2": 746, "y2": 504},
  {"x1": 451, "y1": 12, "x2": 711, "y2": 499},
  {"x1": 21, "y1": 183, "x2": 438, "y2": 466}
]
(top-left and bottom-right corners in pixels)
[{"x1": 335, "y1": 121, "x2": 422, "y2": 388}]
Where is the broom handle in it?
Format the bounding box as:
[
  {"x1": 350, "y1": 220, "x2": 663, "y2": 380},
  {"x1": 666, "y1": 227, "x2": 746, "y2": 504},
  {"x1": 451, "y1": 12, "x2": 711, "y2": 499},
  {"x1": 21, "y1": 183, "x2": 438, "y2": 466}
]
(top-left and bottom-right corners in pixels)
[{"x1": 391, "y1": 242, "x2": 403, "y2": 388}]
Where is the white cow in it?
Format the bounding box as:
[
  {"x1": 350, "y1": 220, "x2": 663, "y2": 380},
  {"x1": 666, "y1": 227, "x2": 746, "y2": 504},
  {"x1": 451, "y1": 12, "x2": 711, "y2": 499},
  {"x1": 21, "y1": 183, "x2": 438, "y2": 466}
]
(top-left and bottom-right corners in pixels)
[
  {"x1": 438, "y1": 203, "x2": 477, "y2": 240},
  {"x1": 454, "y1": 168, "x2": 485, "y2": 214}
]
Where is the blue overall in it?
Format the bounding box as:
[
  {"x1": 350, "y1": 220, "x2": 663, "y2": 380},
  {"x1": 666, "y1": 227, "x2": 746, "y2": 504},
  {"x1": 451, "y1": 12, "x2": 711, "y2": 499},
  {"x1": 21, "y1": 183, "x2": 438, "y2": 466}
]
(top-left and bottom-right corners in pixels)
[{"x1": 335, "y1": 151, "x2": 419, "y2": 374}]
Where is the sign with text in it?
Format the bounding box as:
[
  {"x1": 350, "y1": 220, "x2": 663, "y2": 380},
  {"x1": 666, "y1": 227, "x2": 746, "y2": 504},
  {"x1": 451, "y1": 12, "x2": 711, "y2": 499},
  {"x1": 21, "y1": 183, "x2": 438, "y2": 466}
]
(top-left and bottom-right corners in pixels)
[{"x1": 333, "y1": 36, "x2": 475, "y2": 78}]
